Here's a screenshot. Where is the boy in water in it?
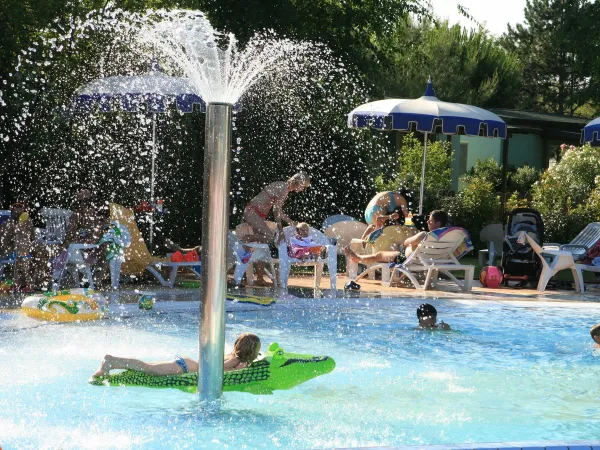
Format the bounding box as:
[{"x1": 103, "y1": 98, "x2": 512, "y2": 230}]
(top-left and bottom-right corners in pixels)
[
  {"x1": 416, "y1": 303, "x2": 451, "y2": 330},
  {"x1": 590, "y1": 324, "x2": 600, "y2": 347}
]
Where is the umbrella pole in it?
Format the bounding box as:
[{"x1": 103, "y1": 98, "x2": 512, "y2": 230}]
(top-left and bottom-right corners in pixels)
[
  {"x1": 418, "y1": 132, "x2": 428, "y2": 215},
  {"x1": 150, "y1": 113, "x2": 157, "y2": 247}
]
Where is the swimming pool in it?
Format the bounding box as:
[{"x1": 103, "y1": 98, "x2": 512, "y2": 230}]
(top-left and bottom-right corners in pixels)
[{"x1": 1, "y1": 294, "x2": 600, "y2": 449}]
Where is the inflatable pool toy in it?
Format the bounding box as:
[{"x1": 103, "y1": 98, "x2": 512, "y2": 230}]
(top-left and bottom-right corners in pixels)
[
  {"x1": 21, "y1": 288, "x2": 108, "y2": 322},
  {"x1": 226, "y1": 292, "x2": 276, "y2": 306},
  {"x1": 480, "y1": 266, "x2": 503, "y2": 288},
  {"x1": 89, "y1": 342, "x2": 334, "y2": 395},
  {"x1": 368, "y1": 225, "x2": 416, "y2": 253}
]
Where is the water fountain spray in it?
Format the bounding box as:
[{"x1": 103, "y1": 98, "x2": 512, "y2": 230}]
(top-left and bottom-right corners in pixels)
[{"x1": 138, "y1": 10, "x2": 305, "y2": 401}]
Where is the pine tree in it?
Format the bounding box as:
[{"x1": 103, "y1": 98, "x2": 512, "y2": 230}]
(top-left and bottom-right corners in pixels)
[{"x1": 500, "y1": 0, "x2": 598, "y2": 115}]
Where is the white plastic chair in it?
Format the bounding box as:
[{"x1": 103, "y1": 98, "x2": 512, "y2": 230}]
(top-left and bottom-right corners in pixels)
[
  {"x1": 278, "y1": 226, "x2": 337, "y2": 291},
  {"x1": 544, "y1": 222, "x2": 600, "y2": 261},
  {"x1": 229, "y1": 232, "x2": 277, "y2": 286},
  {"x1": 479, "y1": 223, "x2": 504, "y2": 266},
  {"x1": 384, "y1": 228, "x2": 474, "y2": 291},
  {"x1": 323, "y1": 218, "x2": 367, "y2": 254},
  {"x1": 39, "y1": 208, "x2": 72, "y2": 244},
  {"x1": 523, "y1": 232, "x2": 583, "y2": 293}
]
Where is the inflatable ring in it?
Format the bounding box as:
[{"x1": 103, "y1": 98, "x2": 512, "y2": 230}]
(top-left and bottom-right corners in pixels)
[
  {"x1": 226, "y1": 293, "x2": 276, "y2": 306},
  {"x1": 368, "y1": 225, "x2": 416, "y2": 253},
  {"x1": 89, "y1": 342, "x2": 335, "y2": 395},
  {"x1": 21, "y1": 288, "x2": 108, "y2": 322}
]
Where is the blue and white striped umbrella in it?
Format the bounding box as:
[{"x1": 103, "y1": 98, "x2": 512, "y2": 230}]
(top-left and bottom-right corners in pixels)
[
  {"x1": 74, "y1": 62, "x2": 205, "y2": 245},
  {"x1": 582, "y1": 117, "x2": 600, "y2": 145},
  {"x1": 347, "y1": 79, "x2": 507, "y2": 213}
]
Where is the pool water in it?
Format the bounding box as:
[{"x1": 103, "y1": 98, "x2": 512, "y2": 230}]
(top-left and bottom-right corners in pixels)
[{"x1": 1, "y1": 295, "x2": 600, "y2": 449}]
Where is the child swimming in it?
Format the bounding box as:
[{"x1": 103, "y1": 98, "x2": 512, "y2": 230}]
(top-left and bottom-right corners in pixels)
[
  {"x1": 416, "y1": 303, "x2": 451, "y2": 330},
  {"x1": 590, "y1": 324, "x2": 600, "y2": 347},
  {"x1": 91, "y1": 332, "x2": 261, "y2": 377}
]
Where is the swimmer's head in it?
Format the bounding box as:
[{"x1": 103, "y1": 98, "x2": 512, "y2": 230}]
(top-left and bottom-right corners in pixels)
[
  {"x1": 233, "y1": 332, "x2": 261, "y2": 363},
  {"x1": 10, "y1": 202, "x2": 27, "y2": 221},
  {"x1": 288, "y1": 172, "x2": 311, "y2": 192},
  {"x1": 590, "y1": 323, "x2": 600, "y2": 344},
  {"x1": 296, "y1": 222, "x2": 310, "y2": 237},
  {"x1": 417, "y1": 303, "x2": 438, "y2": 328}
]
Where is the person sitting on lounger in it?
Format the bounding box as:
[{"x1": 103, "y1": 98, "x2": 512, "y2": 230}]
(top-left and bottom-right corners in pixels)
[
  {"x1": 345, "y1": 210, "x2": 449, "y2": 266},
  {"x1": 91, "y1": 332, "x2": 261, "y2": 377}
]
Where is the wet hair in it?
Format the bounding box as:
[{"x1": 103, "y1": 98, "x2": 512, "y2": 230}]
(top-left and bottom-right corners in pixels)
[
  {"x1": 233, "y1": 332, "x2": 261, "y2": 363},
  {"x1": 416, "y1": 303, "x2": 437, "y2": 320},
  {"x1": 288, "y1": 172, "x2": 311, "y2": 188},
  {"x1": 590, "y1": 324, "x2": 600, "y2": 339},
  {"x1": 430, "y1": 210, "x2": 449, "y2": 227}
]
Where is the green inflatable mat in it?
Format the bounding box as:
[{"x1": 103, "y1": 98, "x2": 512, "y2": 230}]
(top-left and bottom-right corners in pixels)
[{"x1": 89, "y1": 342, "x2": 335, "y2": 395}]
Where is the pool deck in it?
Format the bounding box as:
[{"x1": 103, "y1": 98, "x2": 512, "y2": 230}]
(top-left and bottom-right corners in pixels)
[
  {"x1": 1, "y1": 272, "x2": 599, "y2": 310},
  {"x1": 281, "y1": 273, "x2": 600, "y2": 304}
]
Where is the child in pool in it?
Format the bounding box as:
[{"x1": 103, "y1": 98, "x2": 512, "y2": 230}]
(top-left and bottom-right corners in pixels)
[
  {"x1": 590, "y1": 324, "x2": 600, "y2": 347},
  {"x1": 289, "y1": 222, "x2": 324, "y2": 260},
  {"x1": 416, "y1": 303, "x2": 451, "y2": 330},
  {"x1": 91, "y1": 332, "x2": 261, "y2": 377}
]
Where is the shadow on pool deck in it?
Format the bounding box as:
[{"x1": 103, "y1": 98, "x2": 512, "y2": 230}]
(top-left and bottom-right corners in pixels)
[{"x1": 1, "y1": 273, "x2": 599, "y2": 310}]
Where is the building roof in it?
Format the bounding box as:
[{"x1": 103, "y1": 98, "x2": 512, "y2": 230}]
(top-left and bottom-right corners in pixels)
[{"x1": 490, "y1": 108, "x2": 588, "y2": 141}]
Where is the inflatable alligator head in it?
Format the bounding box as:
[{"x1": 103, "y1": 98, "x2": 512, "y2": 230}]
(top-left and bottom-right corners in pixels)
[
  {"x1": 223, "y1": 342, "x2": 336, "y2": 394},
  {"x1": 89, "y1": 342, "x2": 335, "y2": 395}
]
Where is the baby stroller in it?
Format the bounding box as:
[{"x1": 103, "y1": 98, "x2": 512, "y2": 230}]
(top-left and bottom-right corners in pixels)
[{"x1": 501, "y1": 208, "x2": 544, "y2": 287}]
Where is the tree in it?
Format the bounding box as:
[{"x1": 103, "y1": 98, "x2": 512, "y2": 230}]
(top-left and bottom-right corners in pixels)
[
  {"x1": 372, "y1": 19, "x2": 522, "y2": 107},
  {"x1": 376, "y1": 133, "x2": 452, "y2": 213},
  {"x1": 196, "y1": 0, "x2": 427, "y2": 97},
  {"x1": 500, "y1": 0, "x2": 600, "y2": 115}
]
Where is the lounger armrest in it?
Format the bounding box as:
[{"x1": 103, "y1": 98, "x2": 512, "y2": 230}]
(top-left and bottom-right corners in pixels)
[{"x1": 559, "y1": 244, "x2": 588, "y2": 252}]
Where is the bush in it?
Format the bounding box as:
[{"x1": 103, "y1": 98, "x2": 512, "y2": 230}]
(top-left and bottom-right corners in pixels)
[
  {"x1": 509, "y1": 165, "x2": 540, "y2": 198},
  {"x1": 532, "y1": 144, "x2": 600, "y2": 243},
  {"x1": 445, "y1": 175, "x2": 501, "y2": 250},
  {"x1": 375, "y1": 133, "x2": 452, "y2": 213}
]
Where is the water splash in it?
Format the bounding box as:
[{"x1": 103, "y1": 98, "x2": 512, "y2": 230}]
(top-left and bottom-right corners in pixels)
[
  {"x1": 136, "y1": 10, "x2": 308, "y2": 105},
  {"x1": 0, "y1": 6, "x2": 392, "y2": 241}
]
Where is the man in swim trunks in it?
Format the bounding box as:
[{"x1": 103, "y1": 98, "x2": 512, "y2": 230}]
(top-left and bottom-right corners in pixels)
[
  {"x1": 242, "y1": 172, "x2": 310, "y2": 285},
  {"x1": 345, "y1": 210, "x2": 448, "y2": 265},
  {"x1": 361, "y1": 190, "x2": 413, "y2": 240}
]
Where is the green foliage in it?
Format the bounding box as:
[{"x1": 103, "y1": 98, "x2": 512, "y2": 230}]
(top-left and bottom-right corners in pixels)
[
  {"x1": 445, "y1": 176, "x2": 501, "y2": 249},
  {"x1": 532, "y1": 144, "x2": 600, "y2": 242},
  {"x1": 464, "y1": 158, "x2": 503, "y2": 192},
  {"x1": 500, "y1": 0, "x2": 600, "y2": 116},
  {"x1": 376, "y1": 133, "x2": 452, "y2": 213},
  {"x1": 373, "y1": 19, "x2": 522, "y2": 107},
  {"x1": 509, "y1": 165, "x2": 540, "y2": 198}
]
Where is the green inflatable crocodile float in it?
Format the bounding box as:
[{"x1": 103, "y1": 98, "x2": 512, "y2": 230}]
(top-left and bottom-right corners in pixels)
[{"x1": 89, "y1": 342, "x2": 335, "y2": 395}]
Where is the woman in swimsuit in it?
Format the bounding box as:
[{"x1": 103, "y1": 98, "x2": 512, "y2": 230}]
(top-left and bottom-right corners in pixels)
[
  {"x1": 361, "y1": 190, "x2": 412, "y2": 240},
  {"x1": 242, "y1": 172, "x2": 310, "y2": 285},
  {"x1": 243, "y1": 172, "x2": 311, "y2": 244},
  {"x1": 91, "y1": 332, "x2": 261, "y2": 377}
]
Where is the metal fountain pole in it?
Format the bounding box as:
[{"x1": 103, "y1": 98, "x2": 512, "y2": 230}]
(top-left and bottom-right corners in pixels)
[
  {"x1": 198, "y1": 102, "x2": 232, "y2": 402},
  {"x1": 149, "y1": 112, "x2": 157, "y2": 247}
]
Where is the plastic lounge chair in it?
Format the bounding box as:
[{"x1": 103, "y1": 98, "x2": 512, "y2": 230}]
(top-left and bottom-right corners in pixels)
[
  {"x1": 278, "y1": 226, "x2": 337, "y2": 291},
  {"x1": 348, "y1": 225, "x2": 416, "y2": 283},
  {"x1": 384, "y1": 227, "x2": 475, "y2": 291},
  {"x1": 479, "y1": 223, "x2": 504, "y2": 266},
  {"x1": 544, "y1": 222, "x2": 600, "y2": 261},
  {"x1": 110, "y1": 203, "x2": 201, "y2": 288},
  {"x1": 322, "y1": 216, "x2": 367, "y2": 254},
  {"x1": 575, "y1": 263, "x2": 600, "y2": 291},
  {"x1": 522, "y1": 232, "x2": 583, "y2": 293},
  {"x1": 230, "y1": 231, "x2": 277, "y2": 286},
  {"x1": 39, "y1": 208, "x2": 73, "y2": 244}
]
